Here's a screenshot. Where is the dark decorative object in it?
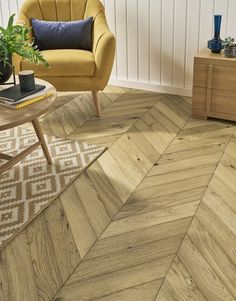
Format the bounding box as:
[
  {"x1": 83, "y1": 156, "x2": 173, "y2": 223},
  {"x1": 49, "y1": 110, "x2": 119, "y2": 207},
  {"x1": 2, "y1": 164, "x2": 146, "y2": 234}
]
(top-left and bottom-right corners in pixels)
[
  {"x1": 208, "y1": 15, "x2": 224, "y2": 53},
  {"x1": 224, "y1": 46, "x2": 236, "y2": 57},
  {"x1": 19, "y1": 70, "x2": 36, "y2": 91},
  {"x1": 223, "y1": 36, "x2": 236, "y2": 58},
  {"x1": 0, "y1": 56, "x2": 13, "y2": 84}
]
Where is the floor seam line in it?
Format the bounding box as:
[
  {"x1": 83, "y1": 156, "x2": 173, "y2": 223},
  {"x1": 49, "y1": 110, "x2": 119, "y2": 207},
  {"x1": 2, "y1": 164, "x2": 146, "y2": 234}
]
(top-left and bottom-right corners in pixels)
[{"x1": 152, "y1": 126, "x2": 236, "y2": 301}]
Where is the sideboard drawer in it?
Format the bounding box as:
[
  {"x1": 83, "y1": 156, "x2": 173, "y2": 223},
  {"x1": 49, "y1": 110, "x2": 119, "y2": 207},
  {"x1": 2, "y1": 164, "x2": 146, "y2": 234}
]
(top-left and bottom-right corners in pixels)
[
  {"x1": 210, "y1": 89, "x2": 236, "y2": 116},
  {"x1": 194, "y1": 63, "x2": 236, "y2": 92},
  {"x1": 213, "y1": 65, "x2": 236, "y2": 92},
  {"x1": 193, "y1": 86, "x2": 236, "y2": 118}
]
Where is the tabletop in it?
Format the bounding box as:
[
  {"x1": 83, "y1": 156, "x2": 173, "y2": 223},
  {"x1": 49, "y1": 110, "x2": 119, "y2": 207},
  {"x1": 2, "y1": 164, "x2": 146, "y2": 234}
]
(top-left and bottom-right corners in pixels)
[{"x1": 0, "y1": 79, "x2": 57, "y2": 131}]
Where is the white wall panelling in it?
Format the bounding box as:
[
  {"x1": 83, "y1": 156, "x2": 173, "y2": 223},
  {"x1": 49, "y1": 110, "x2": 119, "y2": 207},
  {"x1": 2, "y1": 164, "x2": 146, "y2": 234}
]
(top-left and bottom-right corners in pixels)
[
  {"x1": 1, "y1": 0, "x2": 236, "y2": 96},
  {"x1": 105, "y1": 0, "x2": 236, "y2": 96}
]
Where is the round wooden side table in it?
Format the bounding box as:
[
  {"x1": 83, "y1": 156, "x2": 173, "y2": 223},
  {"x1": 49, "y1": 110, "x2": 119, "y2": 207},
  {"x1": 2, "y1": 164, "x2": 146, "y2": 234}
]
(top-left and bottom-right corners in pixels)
[{"x1": 0, "y1": 79, "x2": 57, "y2": 175}]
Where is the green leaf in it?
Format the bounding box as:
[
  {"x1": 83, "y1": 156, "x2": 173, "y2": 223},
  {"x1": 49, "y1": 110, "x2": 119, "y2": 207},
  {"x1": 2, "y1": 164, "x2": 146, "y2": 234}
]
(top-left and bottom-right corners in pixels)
[
  {"x1": 0, "y1": 14, "x2": 49, "y2": 68},
  {"x1": 7, "y1": 14, "x2": 15, "y2": 29}
]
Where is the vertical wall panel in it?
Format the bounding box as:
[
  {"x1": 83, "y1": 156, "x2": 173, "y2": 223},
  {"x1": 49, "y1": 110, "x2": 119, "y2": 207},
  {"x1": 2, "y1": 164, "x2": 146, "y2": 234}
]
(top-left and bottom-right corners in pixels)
[
  {"x1": 1, "y1": 0, "x2": 234, "y2": 95},
  {"x1": 138, "y1": 0, "x2": 150, "y2": 83},
  {"x1": 214, "y1": 0, "x2": 229, "y2": 36},
  {"x1": 173, "y1": 0, "x2": 187, "y2": 88},
  {"x1": 127, "y1": 0, "x2": 138, "y2": 81},
  {"x1": 115, "y1": 0, "x2": 127, "y2": 80},
  {"x1": 9, "y1": 0, "x2": 18, "y2": 15},
  {"x1": 161, "y1": 0, "x2": 174, "y2": 86},
  {"x1": 150, "y1": 0, "x2": 161, "y2": 85},
  {"x1": 103, "y1": 0, "x2": 117, "y2": 79},
  {"x1": 227, "y1": 0, "x2": 236, "y2": 37},
  {"x1": 199, "y1": 0, "x2": 214, "y2": 51},
  {"x1": 185, "y1": 0, "x2": 200, "y2": 88},
  {"x1": 0, "y1": 2, "x2": 3, "y2": 26},
  {"x1": 1, "y1": 0, "x2": 10, "y2": 27}
]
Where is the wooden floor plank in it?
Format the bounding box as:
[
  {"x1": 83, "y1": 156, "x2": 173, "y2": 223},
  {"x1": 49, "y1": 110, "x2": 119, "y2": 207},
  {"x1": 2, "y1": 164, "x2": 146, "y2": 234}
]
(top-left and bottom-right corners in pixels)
[
  {"x1": 41, "y1": 86, "x2": 129, "y2": 138},
  {"x1": 178, "y1": 236, "x2": 235, "y2": 301},
  {"x1": 73, "y1": 174, "x2": 111, "y2": 236},
  {"x1": 3, "y1": 87, "x2": 236, "y2": 301},
  {"x1": 60, "y1": 182, "x2": 98, "y2": 258},
  {"x1": 86, "y1": 218, "x2": 192, "y2": 260},
  {"x1": 0, "y1": 231, "x2": 38, "y2": 301},
  {"x1": 97, "y1": 150, "x2": 137, "y2": 203},
  {"x1": 196, "y1": 195, "x2": 236, "y2": 271},
  {"x1": 43, "y1": 200, "x2": 81, "y2": 283},
  {"x1": 131, "y1": 176, "x2": 209, "y2": 202},
  {"x1": 156, "y1": 256, "x2": 207, "y2": 301},
  {"x1": 134, "y1": 118, "x2": 169, "y2": 154},
  {"x1": 55, "y1": 256, "x2": 174, "y2": 301},
  {"x1": 108, "y1": 134, "x2": 153, "y2": 185},
  {"x1": 85, "y1": 160, "x2": 123, "y2": 218},
  {"x1": 26, "y1": 213, "x2": 63, "y2": 300},
  {"x1": 126, "y1": 124, "x2": 161, "y2": 163},
  {"x1": 117, "y1": 187, "x2": 203, "y2": 221},
  {"x1": 93, "y1": 279, "x2": 163, "y2": 301},
  {"x1": 154, "y1": 98, "x2": 190, "y2": 129},
  {"x1": 188, "y1": 217, "x2": 236, "y2": 298},
  {"x1": 101, "y1": 201, "x2": 199, "y2": 239},
  {"x1": 74, "y1": 235, "x2": 183, "y2": 282}
]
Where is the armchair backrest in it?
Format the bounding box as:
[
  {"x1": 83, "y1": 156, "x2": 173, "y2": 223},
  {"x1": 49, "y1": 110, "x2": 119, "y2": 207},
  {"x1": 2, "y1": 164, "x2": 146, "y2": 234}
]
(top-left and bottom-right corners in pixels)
[{"x1": 19, "y1": 0, "x2": 104, "y2": 22}]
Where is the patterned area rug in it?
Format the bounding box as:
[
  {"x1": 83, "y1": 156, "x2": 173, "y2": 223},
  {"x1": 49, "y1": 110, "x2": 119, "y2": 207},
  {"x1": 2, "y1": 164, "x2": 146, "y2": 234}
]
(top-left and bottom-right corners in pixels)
[{"x1": 0, "y1": 127, "x2": 105, "y2": 249}]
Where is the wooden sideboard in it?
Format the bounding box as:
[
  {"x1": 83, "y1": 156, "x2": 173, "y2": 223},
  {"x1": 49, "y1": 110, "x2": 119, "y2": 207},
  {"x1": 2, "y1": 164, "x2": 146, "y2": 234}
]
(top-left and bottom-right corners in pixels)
[{"x1": 192, "y1": 48, "x2": 236, "y2": 121}]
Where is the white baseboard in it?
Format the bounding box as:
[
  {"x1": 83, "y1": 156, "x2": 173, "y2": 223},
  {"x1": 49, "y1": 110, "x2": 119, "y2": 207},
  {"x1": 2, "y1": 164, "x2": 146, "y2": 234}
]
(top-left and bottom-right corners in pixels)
[{"x1": 109, "y1": 79, "x2": 192, "y2": 97}]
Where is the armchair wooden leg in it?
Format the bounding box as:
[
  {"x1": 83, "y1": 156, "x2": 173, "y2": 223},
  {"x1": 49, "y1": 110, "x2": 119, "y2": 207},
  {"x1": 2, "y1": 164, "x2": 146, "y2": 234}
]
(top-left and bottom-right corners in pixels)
[{"x1": 92, "y1": 91, "x2": 101, "y2": 117}]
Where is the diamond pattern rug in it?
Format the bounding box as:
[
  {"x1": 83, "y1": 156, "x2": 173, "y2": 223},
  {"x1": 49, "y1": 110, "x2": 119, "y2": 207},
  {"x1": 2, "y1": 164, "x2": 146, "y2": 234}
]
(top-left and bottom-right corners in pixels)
[{"x1": 0, "y1": 127, "x2": 105, "y2": 249}]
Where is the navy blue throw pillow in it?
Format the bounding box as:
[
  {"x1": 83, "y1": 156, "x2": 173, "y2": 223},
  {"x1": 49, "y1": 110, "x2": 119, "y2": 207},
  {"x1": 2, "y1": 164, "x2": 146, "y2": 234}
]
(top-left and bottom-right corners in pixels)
[{"x1": 31, "y1": 17, "x2": 93, "y2": 51}]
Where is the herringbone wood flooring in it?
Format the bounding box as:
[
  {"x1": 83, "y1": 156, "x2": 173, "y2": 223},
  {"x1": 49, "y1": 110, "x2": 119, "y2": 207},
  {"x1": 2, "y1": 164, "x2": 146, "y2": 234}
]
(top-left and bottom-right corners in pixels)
[{"x1": 1, "y1": 87, "x2": 236, "y2": 301}]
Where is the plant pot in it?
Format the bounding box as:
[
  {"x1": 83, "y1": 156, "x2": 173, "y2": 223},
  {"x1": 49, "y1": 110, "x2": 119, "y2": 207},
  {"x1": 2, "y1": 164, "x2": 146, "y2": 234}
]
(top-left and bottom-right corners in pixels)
[
  {"x1": 0, "y1": 56, "x2": 13, "y2": 84},
  {"x1": 224, "y1": 46, "x2": 236, "y2": 58}
]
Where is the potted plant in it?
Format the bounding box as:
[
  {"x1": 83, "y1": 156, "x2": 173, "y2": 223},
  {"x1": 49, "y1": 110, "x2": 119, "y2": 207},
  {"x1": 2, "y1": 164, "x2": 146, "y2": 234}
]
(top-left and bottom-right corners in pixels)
[
  {"x1": 0, "y1": 14, "x2": 49, "y2": 84},
  {"x1": 223, "y1": 36, "x2": 236, "y2": 58}
]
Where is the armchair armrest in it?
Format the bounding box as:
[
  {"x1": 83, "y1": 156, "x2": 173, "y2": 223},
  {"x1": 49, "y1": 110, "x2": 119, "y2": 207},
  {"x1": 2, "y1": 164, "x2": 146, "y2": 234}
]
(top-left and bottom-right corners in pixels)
[{"x1": 92, "y1": 12, "x2": 115, "y2": 90}]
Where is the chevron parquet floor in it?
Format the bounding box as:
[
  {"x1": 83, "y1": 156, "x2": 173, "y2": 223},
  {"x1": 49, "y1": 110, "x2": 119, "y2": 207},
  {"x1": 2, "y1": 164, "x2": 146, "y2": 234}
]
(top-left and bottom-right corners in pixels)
[{"x1": 1, "y1": 87, "x2": 236, "y2": 301}]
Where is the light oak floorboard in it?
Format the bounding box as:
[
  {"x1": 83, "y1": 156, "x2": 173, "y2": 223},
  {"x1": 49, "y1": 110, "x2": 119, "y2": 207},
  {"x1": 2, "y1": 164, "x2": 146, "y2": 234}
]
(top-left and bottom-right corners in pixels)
[{"x1": 3, "y1": 87, "x2": 236, "y2": 301}]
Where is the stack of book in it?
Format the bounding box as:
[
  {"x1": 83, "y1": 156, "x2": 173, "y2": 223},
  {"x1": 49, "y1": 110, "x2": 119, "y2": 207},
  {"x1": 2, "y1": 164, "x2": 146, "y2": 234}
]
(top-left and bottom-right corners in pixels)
[{"x1": 0, "y1": 84, "x2": 52, "y2": 109}]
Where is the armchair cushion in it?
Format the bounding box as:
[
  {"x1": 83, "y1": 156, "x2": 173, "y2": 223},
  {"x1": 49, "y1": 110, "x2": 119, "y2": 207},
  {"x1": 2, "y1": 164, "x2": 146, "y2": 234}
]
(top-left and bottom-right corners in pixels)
[
  {"x1": 31, "y1": 17, "x2": 93, "y2": 51},
  {"x1": 14, "y1": 0, "x2": 115, "y2": 92},
  {"x1": 21, "y1": 49, "x2": 95, "y2": 77}
]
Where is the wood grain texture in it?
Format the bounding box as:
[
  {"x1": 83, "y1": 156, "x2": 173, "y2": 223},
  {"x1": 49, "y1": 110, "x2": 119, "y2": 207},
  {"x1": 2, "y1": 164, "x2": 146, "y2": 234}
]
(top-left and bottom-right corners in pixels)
[
  {"x1": 1, "y1": 87, "x2": 236, "y2": 301},
  {"x1": 40, "y1": 86, "x2": 129, "y2": 138},
  {"x1": 56, "y1": 256, "x2": 173, "y2": 301},
  {"x1": 193, "y1": 48, "x2": 236, "y2": 121},
  {"x1": 55, "y1": 91, "x2": 236, "y2": 301},
  {"x1": 0, "y1": 231, "x2": 38, "y2": 301},
  {"x1": 157, "y1": 129, "x2": 236, "y2": 301},
  {"x1": 93, "y1": 279, "x2": 163, "y2": 301},
  {"x1": 178, "y1": 236, "x2": 234, "y2": 301},
  {"x1": 26, "y1": 199, "x2": 80, "y2": 301},
  {"x1": 156, "y1": 256, "x2": 207, "y2": 301}
]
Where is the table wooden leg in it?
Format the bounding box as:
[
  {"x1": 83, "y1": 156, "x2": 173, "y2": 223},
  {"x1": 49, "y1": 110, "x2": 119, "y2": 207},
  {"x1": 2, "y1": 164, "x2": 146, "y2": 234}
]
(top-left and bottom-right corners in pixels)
[
  {"x1": 0, "y1": 142, "x2": 41, "y2": 175},
  {"x1": 0, "y1": 153, "x2": 13, "y2": 160},
  {"x1": 32, "y1": 118, "x2": 52, "y2": 164}
]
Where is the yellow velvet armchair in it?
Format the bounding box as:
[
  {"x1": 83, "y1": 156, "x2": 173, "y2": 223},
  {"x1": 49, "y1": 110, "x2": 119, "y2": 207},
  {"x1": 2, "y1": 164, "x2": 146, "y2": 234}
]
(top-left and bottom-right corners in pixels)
[{"x1": 13, "y1": 0, "x2": 115, "y2": 116}]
